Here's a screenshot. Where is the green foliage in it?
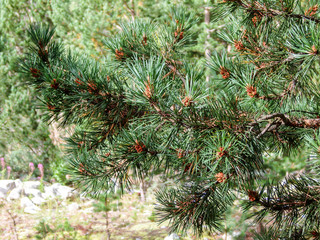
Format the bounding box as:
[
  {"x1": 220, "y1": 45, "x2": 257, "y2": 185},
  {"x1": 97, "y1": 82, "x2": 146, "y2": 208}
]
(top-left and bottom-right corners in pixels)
[
  {"x1": 19, "y1": 0, "x2": 320, "y2": 238},
  {"x1": 34, "y1": 219, "x2": 54, "y2": 240},
  {"x1": 92, "y1": 190, "x2": 123, "y2": 212},
  {"x1": 34, "y1": 218, "x2": 78, "y2": 240},
  {"x1": 148, "y1": 211, "x2": 156, "y2": 222}
]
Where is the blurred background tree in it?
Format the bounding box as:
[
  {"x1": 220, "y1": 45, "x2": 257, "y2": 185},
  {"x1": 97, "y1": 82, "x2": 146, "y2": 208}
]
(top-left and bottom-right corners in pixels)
[{"x1": 0, "y1": 0, "x2": 63, "y2": 181}]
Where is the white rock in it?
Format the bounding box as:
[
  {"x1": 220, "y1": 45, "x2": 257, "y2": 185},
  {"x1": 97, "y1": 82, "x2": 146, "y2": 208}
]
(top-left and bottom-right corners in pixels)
[
  {"x1": 0, "y1": 180, "x2": 16, "y2": 193},
  {"x1": 164, "y1": 233, "x2": 180, "y2": 240},
  {"x1": 0, "y1": 187, "x2": 7, "y2": 196},
  {"x1": 221, "y1": 234, "x2": 232, "y2": 240},
  {"x1": 24, "y1": 206, "x2": 41, "y2": 214},
  {"x1": 80, "y1": 192, "x2": 90, "y2": 201},
  {"x1": 7, "y1": 188, "x2": 22, "y2": 201},
  {"x1": 23, "y1": 181, "x2": 40, "y2": 189},
  {"x1": 55, "y1": 185, "x2": 75, "y2": 199},
  {"x1": 232, "y1": 231, "x2": 241, "y2": 237},
  {"x1": 80, "y1": 207, "x2": 94, "y2": 213},
  {"x1": 21, "y1": 197, "x2": 36, "y2": 208},
  {"x1": 31, "y1": 196, "x2": 45, "y2": 205},
  {"x1": 14, "y1": 179, "x2": 23, "y2": 189},
  {"x1": 51, "y1": 183, "x2": 62, "y2": 188},
  {"x1": 24, "y1": 188, "x2": 42, "y2": 198},
  {"x1": 67, "y1": 202, "x2": 79, "y2": 212},
  {"x1": 0, "y1": 191, "x2": 5, "y2": 199},
  {"x1": 43, "y1": 186, "x2": 58, "y2": 199},
  {"x1": 82, "y1": 199, "x2": 95, "y2": 207}
]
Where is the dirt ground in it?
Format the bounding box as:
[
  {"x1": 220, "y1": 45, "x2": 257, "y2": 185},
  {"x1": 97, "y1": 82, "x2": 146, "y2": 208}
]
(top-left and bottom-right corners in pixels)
[{"x1": 0, "y1": 191, "x2": 227, "y2": 240}]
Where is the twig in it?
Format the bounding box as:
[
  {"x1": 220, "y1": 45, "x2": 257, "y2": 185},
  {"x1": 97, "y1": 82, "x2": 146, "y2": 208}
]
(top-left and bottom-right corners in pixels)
[
  {"x1": 257, "y1": 113, "x2": 291, "y2": 124},
  {"x1": 105, "y1": 196, "x2": 111, "y2": 240},
  {"x1": 234, "y1": 0, "x2": 320, "y2": 24},
  {"x1": 166, "y1": 64, "x2": 186, "y2": 85},
  {"x1": 6, "y1": 208, "x2": 19, "y2": 240},
  {"x1": 208, "y1": 24, "x2": 226, "y2": 33},
  {"x1": 155, "y1": 121, "x2": 166, "y2": 132},
  {"x1": 257, "y1": 120, "x2": 276, "y2": 138}
]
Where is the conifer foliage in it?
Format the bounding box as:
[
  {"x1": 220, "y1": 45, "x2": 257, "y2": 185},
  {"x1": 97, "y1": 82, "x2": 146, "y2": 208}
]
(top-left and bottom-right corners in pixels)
[{"x1": 19, "y1": 1, "x2": 320, "y2": 238}]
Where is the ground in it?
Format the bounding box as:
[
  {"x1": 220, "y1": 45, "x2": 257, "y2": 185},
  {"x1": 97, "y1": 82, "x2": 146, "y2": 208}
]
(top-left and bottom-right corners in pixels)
[{"x1": 0, "y1": 190, "x2": 232, "y2": 240}]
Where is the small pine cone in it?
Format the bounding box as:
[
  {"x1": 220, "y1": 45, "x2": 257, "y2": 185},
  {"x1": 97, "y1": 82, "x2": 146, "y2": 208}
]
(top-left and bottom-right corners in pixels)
[
  {"x1": 311, "y1": 230, "x2": 319, "y2": 238},
  {"x1": 248, "y1": 190, "x2": 259, "y2": 202},
  {"x1": 38, "y1": 40, "x2": 44, "y2": 49},
  {"x1": 144, "y1": 77, "x2": 152, "y2": 99},
  {"x1": 215, "y1": 172, "x2": 227, "y2": 183},
  {"x1": 252, "y1": 16, "x2": 258, "y2": 26},
  {"x1": 179, "y1": 32, "x2": 184, "y2": 40},
  {"x1": 217, "y1": 147, "x2": 227, "y2": 158},
  {"x1": 88, "y1": 81, "x2": 98, "y2": 94},
  {"x1": 75, "y1": 78, "x2": 83, "y2": 85},
  {"x1": 78, "y1": 141, "x2": 84, "y2": 148},
  {"x1": 38, "y1": 49, "x2": 48, "y2": 57},
  {"x1": 115, "y1": 47, "x2": 125, "y2": 60},
  {"x1": 183, "y1": 163, "x2": 192, "y2": 173},
  {"x1": 305, "y1": 5, "x2": 318, "y2": 16},
  {"x1": 134, "y1": 140, "x2": 146, "y2": 153},
  {"x1": 47, "y1": 104, "x2": 55, "y2": 111},
  {"x1": 234, "y1": 40, "x2": 244, "y2": 51},
  {"x1": 51, "y1": 79, "x2": 59, "y2": 89},
  {"x1": 30, "y1": 68, "x2": 41, "y2": 78},
  {"x1": 252, "y1": 12, "x2": 261, "y2": 26},
  {"x1": 142, "y1": 34, "x2": 147, "y2": 46},
  {"x1": 177, "y1": 149, "x2": 184, "y2": 158},
  {"x1": 181, "y1": 96, "x2": 192, "y2": 107},
  {"x1": 246, "y1": 85, "x2": 258, "y2": 98},
  {"x1": 310, "y1": 45, "x2": 318, "y2": 55},
  {"x1": 144, "y1": 84, "x2": 151, "y2": 98},
  {"x1": 219, "y1": 66, "x2": 230, "y2": 79},
  {"x1": 79, "y1": 163, "x2": 85, "y2": 173},
  {"x1": 78, "y1": 163, "x2": 91, "y2": 175}
]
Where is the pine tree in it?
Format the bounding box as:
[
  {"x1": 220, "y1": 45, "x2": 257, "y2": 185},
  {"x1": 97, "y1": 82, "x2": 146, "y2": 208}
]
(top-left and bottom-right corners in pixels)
[{"x1": 18, "y1": 1, "x2": 320, "y2": 238}]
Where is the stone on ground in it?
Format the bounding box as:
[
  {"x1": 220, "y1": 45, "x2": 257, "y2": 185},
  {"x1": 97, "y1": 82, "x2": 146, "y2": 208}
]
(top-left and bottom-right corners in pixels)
[
  {"x1": 22, "y1": 181, "x2": 41, "y2": 189},
  {"x1": 164, "y1": 233, "x2": 180, "y2": 240},
  {"x1": 7, "y1": 187, "x2": 22, "y2": 201},
  {"x1": 0, "y1": 180, "x2": 16, "y2": 194},
  {"x1": 21, "y1": 197, "x2": 41, "y2": 214},
  {"x1": 24, "y1": 188, "x2": 42, "y2": 198}
]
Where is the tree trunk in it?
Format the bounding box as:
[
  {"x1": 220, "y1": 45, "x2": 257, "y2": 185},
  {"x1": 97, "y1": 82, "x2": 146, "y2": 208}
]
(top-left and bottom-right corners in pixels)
[
  {"x1": 105, "y1": 196, "x2": 111, "y2": 240},
  {"x1": 204, "y1": 0, "x2": 211, "y2": 82},
  {"x1": 140, "y1": 176, "x2": 146, "y2": 202}
]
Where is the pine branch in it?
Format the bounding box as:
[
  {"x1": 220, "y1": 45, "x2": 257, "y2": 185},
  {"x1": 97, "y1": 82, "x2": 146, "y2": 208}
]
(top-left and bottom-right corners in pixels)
[
  {"x1": 223, "y1": 0, "x2": 320, "y2": 23},
  {"x1": 256, "y1": 113, "x2": 320, "y2": 129}
]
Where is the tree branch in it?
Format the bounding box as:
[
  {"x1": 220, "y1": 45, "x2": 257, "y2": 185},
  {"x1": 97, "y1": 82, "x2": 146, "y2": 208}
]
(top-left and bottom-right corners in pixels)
[
  {"x1": 256, "y1": 113, "x2": 320, "y2": 129},
  {"x1": 166, "y1": 63, "x2": 186, "y2": 85}
]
